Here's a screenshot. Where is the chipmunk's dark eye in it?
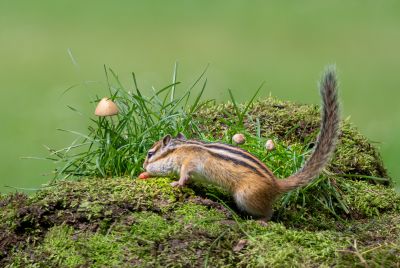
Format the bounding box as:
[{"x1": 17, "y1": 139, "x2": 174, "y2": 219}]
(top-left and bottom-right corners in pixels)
[{"x1": 147, "y1": 151, "x2": 154, "y2": 158}]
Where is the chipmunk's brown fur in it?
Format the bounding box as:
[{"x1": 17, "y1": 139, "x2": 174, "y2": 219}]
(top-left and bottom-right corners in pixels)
[{"x1": 143, "y1": 67, "x2": 340, "y2": 220}]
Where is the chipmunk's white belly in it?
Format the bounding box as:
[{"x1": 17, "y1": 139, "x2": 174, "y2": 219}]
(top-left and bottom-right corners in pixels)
[
  {"x1": 189, "y1": 162, "x2": 220, "y2": 185},
  {"x1": 174, "y1": 162, "x2": 214, "y2": 185}
]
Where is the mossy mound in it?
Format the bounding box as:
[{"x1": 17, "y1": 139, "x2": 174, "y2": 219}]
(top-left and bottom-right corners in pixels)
[
  {"x1": 1, "y1": 97, "x2": 399, "y2": 267},
  {"x1": 1, "y1": 177, "x2": 399, "y2": 267}
]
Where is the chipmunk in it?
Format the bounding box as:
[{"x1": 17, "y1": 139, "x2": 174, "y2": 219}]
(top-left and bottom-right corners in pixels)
[{"x1": 143, "y1": 67, "x2": 339, "y2": 220}]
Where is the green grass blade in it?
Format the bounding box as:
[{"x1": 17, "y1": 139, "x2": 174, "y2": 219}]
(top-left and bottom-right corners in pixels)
[{"x1": 171, "y1": 61, "x2": 178, "y2": 102}]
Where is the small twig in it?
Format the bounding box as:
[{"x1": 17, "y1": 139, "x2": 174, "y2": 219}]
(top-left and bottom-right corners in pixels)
[
  {"x1": 352, "y1": 240, "x2": 369, "y2": 268},
  {"x1": 338, "y1": 240, "x2": 369, "y2": 268},
  {"x1": 361, "y1": 244, "x2": 384, "y2": 255},
  {"x1": 106, "y1": 221, "x2": 117, "y2": 236}
]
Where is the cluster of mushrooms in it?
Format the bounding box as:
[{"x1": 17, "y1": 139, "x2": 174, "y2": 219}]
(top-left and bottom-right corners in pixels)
[{"x1": 232, "y1": 133, "x2": 275, "y2": 151}]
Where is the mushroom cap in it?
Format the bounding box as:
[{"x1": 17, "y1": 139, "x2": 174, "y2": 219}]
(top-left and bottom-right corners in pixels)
[
  {"x1": 95, "y1": 97, "x2": 119, "y2": 116},
  {"x1": 265, "y1": 139, "x2": 275, "y2": 151},
  {"x1": 232, "y1": 133, "x2": 246, "y2": 144}
]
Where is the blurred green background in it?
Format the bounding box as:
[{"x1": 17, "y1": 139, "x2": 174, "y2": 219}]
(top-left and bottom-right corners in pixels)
[{"x1": 1, "y1": 1, "x2": 399, "y2": 193}]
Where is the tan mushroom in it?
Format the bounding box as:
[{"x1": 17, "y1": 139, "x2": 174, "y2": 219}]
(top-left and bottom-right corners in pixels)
[
  {"x1": 265, "y1": 139, "x2": 275, "y2": 151},
  {"x1": 232, "y1": 133, "x2": 246, "y2": 144},
  {"x1": 94, "y1": 97, "x2": 119, "y2": 116}
]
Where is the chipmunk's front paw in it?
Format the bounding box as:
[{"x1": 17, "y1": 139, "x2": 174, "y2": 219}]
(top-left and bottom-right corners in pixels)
[
  {"x1": 171, "y1": 180, "x2": 187, "y2": 187},
  {"x1": 170, "y1": 181, "x2": 181, "y2": 187}
]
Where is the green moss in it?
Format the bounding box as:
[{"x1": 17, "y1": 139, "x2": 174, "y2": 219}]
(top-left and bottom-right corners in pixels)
[
  {"x1": 238, "y1": 222, "x2": 346, "y2": 267},
  {"x1": 336, "y1": 213, "x2": 400, "y2": 267},
  {"x1": 8, "y1": 224, "x2": 127, "y2": 268},
  {"x1": 273, "y1": 178, "x2": 400, "y2": 233},
  {"x1": 7, "y1": 225, "x2": 85, "y2": 267},
  {"x1": 333, "y1": 120, "x2": 388, "y2": 179},
  {"x1": 342, "y1": 180, "x2": 400, "y2": 217},
  {"x1": 41, "y1": 225, "x2": 85, "y2": 267},
  {"x1": 31, "y1": 177, "x2": 185, "y2": 211},
  {"x1": 129, "y1": 211, "x2": 178, "y2": 241}
]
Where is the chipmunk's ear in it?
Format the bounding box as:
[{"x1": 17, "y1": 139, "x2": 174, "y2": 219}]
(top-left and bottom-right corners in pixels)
[
  {"x1": 176, "y1": 132, "x2": 186, "y2": 140},
  {"x1": 162, "y1": 134, "x2": 172, "y2": 146}
]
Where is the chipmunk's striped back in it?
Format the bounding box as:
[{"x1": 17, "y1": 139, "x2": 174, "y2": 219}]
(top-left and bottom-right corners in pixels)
[{"x1": 177, "y1": 140, "x2": 274, "y2": 177}]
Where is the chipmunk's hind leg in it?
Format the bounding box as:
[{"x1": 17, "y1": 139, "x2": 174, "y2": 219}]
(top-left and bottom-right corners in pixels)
[{"x1": 233, "y1": 181, "x2": 275, "y2": 221}]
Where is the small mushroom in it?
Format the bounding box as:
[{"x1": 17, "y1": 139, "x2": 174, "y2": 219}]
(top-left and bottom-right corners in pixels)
[
  {"x1": 232, "y1": 133, "x2": 246, "y2": 144},
  {"x1": 94, "y1": 97, "x2": 119, "y2": 116},
  {"x1": 265, "y1": 139, "x2": 275, "y2": 151}
]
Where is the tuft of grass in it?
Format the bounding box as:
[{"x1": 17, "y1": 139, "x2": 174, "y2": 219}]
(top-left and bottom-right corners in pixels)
[
  {"x1": 227, "y1": 81, "x2": 264, "y2": 127},
  {"x1": 46, "y1": 65, "x2": 211, "y2": 179}
]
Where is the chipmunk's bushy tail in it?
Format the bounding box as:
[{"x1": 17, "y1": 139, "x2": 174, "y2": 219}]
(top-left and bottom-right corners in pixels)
[{"x1": 278, "y1": 66, "x2": 340, "y2": 192}]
